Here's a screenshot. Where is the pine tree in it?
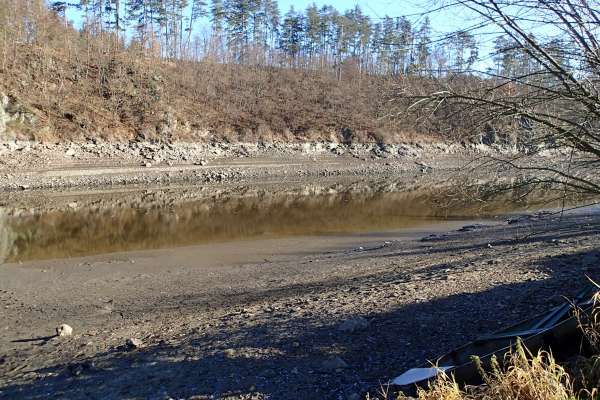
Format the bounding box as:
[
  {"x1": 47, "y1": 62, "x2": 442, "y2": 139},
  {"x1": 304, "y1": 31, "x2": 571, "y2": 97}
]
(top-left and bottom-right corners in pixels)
[
  {"x1": 262, "y1": 0, "x2": 279, "y2": 53},
  {"x1": 450, "y1": 30, "x2": 478, "y2": 73},
  {"x1": 492, "y1": 35, "x2": 517, "y2": 77},
  {"x1": 126, "y1": 0, "x2": 153, "y2": 49},
  {"x1": 380, "y1": 16, "x2": 396, "y2": 75},
  {"x1": 210, "y1": 0, "x2": 225, "y2": 33},
  {"x1": 304, "y1": 4, "x2": 321, "y2": 65},
  {"x1": 279, "y1": 6, "x2": 303, "y2": 67},
  {"x1": 413, "y1": 16, "x2": 431, "y2": 75},
  {"x1": 370, "y1": 21, "x2": 382, "y2": 73},
  {"x1": 225, "y1": 0, "x2": 252, "y2": 62},
  {"x1": 104, "y1": 0, "x2": 123, "y2": 35}
]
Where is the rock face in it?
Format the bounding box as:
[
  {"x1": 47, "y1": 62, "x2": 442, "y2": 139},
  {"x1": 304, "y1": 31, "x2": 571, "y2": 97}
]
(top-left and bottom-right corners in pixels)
[{"x1": 0, "y1": 92, "x2": 36, "y2": 140}]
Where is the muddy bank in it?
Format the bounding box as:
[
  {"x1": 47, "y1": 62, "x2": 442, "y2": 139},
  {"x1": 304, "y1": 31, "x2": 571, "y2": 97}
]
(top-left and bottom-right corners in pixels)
[{"x1": 1, "y1": 205, "x2": 599, "y2": 399}]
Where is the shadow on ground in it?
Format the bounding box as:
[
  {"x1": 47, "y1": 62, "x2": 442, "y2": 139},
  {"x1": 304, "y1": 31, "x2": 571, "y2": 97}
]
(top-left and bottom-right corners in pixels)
[{"x1": 2, "y1": 215, "x2": 600, "y2": 400}]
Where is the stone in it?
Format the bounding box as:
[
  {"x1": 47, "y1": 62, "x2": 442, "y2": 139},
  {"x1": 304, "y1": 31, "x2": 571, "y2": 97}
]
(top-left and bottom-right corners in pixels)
[
  {"x1": 125, "y1": 338, "x2": 143, "y2": 350},
  {"x1": 458, "y1": 224, "x2": 485, "y2": 232},
  {"x1": 65, "y1": 148, "x2": 76, "y2": 157},
  {"x1": 321, "y1": 356, "x2": 349, "y2": 371},
  {"x1": 56, "y1": 324, "x2": 73, "y2": 337},
  {"x1": 145, "y1": 162, "x2": 152, "y2": 168},
  {"x1": 222, "y1": 348, "x2": 236, "y2": 358},
  {"x1": 338, "y1": 316, "x2": 369, "y2": 333}
]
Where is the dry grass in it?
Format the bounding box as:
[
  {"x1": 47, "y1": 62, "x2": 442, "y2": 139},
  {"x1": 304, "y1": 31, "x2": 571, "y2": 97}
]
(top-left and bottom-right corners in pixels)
[
  {"x1": 476, "y1": 342, "x2": 574, "y2": 400},
  {"x1": 389, "y1": 284, "x2": 600, "y2": 400},
  {"x1": 391, "y1": 329, "x2": 600, "y2": 400},
  {"x1": 394, "y1": 342, "x2": 574, "y2": 400}
]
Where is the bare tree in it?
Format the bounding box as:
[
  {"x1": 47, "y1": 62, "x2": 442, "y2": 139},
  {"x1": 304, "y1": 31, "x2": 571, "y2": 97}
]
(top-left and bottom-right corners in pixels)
[{"x1": 404, "y1": 0, "x2": 600, "y2": 195}]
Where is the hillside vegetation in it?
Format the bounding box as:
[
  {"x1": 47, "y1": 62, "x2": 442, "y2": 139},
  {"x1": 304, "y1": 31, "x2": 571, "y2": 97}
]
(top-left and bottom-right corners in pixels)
[
  {"x1": 0, "y1": 1, "x2": 439, "y2": 144},
  {"x1": 0, "y1": 0, "x2": 555, "y2": 146},
  {"x1": 2, "y1": 45, "x2": 419, "y2": 143}
]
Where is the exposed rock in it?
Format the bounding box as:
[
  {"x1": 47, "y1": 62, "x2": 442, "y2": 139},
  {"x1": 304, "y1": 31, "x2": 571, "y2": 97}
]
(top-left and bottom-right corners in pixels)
[
  {"x1": 56, "y1": 324, "x2": 73, "y2": 337},
  {"x1": 0, "y1": 92, "x2": 36, "y2": 140},
  {"x1": 125, "y1": 338, "x2": 143, "y2": 350},
  {"x1": 222, "y1": 348, "x2": 236, "y2": 358}
]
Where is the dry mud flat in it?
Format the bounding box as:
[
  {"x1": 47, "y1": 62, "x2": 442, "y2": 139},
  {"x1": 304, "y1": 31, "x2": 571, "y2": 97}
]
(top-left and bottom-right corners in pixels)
[{"x1": 1, "y1": 208, "x2": 600, "y2": 399}]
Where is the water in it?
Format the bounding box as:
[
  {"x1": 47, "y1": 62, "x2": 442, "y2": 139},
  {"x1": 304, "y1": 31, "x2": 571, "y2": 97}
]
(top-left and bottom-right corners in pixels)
[{"x1": 0, "y1": 179, "x2": 577, "y2": 263}]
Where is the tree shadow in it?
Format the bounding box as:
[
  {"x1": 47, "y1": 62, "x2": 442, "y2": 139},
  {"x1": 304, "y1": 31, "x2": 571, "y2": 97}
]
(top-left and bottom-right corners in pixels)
[{"x1": 2, "y1": 242, "x2": 599, "y2": 400}]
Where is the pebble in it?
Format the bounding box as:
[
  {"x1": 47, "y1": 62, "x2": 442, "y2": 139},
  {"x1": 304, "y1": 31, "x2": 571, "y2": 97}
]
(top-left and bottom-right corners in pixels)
[
  {"x1": 222, "y1": 348, "x2": 236, "y2": 358},
  {"x1": 126, "y1": 338, "x2": 143, "y2": 350},
  {"x1": 56, "y1": 324, "x2": 73, "y2": 337}
]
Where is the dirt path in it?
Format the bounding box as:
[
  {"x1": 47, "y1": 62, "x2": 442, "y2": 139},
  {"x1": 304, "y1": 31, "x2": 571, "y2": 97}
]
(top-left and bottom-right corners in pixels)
[{"x1": 1, "y1": 208, "x2": 599, "y2": 399}]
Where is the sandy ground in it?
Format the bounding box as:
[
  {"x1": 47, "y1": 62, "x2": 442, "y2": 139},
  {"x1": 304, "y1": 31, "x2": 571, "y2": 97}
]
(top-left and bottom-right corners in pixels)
[{"x1": 1, "y1": 206, "x2": 600, "y2": 399}]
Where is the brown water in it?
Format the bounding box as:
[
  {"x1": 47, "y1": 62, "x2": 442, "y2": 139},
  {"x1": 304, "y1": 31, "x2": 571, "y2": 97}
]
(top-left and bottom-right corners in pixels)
[{"x1": 0, "y1": 179, "x2": 579, "y2": 263}]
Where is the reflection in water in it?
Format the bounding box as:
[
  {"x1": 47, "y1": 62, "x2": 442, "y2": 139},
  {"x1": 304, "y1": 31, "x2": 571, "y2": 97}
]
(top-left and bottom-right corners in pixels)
[{"x1": 1, "y1": 180, "x2": 580, "y2": 262}]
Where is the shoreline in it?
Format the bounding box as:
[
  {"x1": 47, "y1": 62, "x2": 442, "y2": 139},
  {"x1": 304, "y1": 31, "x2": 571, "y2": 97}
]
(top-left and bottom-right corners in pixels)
[
  {"x1": 1, "y1": 206, "x2": 599, "y2": 399},
  {"x1": 0, "y1": 140, "x2": 515, "y2": 191}
]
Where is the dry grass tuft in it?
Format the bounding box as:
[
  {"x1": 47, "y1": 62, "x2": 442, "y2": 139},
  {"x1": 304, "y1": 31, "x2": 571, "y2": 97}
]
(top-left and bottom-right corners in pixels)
[
  {"x1": 476, "y1": 341, "x2": 574, "y2": 400},
  {"x1": 414, "y1": 372, "x2": 465, "y2": 400},
  {"x1": 395, "y1": 341, "x2": 575, "y2": 400}
]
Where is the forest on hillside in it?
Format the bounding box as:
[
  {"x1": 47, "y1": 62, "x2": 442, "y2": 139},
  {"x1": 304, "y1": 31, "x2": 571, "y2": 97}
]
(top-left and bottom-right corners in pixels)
[{"x1": 0, "y1": 0, "x2": 577, "y2": 144}]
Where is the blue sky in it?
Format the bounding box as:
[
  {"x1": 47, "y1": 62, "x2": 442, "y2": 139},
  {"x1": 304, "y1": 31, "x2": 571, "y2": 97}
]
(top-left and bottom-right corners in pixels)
[
  {"x1": 65, "y1": 0, "x2": 478, "y2": 36},
  {"x1": 65, "y1": 0, "x2": 498, "y2": 65}
]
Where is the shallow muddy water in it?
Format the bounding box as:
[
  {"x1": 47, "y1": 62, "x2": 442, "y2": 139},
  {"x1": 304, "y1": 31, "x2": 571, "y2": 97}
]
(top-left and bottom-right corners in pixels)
[{"x1": 0, "y1": 179, "x2": 580, "y2": 263}]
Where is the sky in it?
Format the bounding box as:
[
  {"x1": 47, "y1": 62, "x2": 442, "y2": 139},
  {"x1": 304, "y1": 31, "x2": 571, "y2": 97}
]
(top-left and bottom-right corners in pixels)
[
  {"x1": 64, "y1": 0, "x2": 500, "y2": 67},
  {"x1": 65, "y1": 0, "x2": 481, "y2": 37}
]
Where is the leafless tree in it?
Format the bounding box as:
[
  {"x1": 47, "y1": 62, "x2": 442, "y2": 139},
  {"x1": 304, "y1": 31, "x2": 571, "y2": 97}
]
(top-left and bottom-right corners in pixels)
[{"x1": 404, "y1": 0, "x2": 600, "y2": 196}]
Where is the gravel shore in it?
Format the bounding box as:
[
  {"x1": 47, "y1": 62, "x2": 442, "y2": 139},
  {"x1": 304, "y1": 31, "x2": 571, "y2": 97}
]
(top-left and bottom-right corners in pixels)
[
  {"x1": 0, "y1": 140, "x2": 482, "y2": 191},
  {"x1": 0, "y1": 140, "x2": 594, "y2": 399},
  {"x1": 1, "y1": 204, "x2": 599, "y2": 399}
]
